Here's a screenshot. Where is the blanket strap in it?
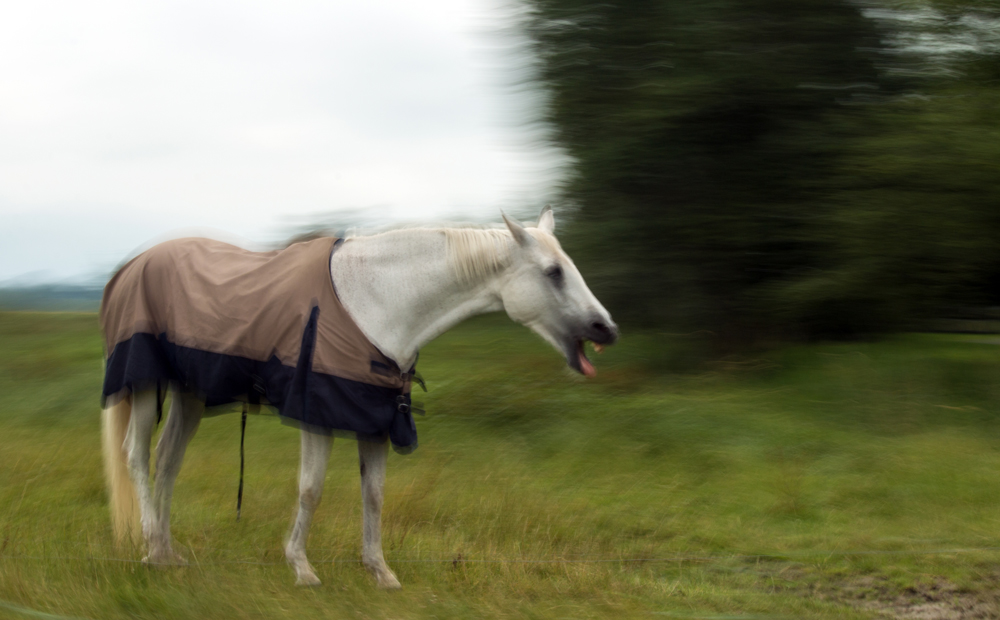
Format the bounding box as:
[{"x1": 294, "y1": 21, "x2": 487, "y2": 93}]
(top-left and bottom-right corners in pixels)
[
  {"x1": 155, "y1": 382, "x2": 163, "y2": 426},
  {"x1": 403, "y1": 356, "x2": 427, "y2": 415},
  {"x1": 237, "y1": 403, "x2": 248, "y2": 521}
]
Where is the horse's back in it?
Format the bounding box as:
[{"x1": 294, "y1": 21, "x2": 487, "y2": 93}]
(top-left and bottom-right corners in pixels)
[{"x1": 100, "y1": 237, "x2": 333, "y2": 364}]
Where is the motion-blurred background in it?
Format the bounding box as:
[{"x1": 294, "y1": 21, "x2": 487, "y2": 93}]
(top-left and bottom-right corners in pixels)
[{"x1": 524, "y1": 0, "x2": 1000, "y2": 347}]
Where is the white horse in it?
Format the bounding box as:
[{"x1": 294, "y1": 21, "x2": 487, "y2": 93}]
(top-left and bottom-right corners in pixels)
[{"x1": 101, "y1": 207, "x2": 618, "y2": 588}]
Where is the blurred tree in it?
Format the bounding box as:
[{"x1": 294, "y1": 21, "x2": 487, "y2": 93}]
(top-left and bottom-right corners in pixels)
[
  {"x1": 520, "y1": 0, "x2": 1000, "y2": 345},
  {"x1": 789, "y1": 87, "x2": 1000, "y2": 335},
  {"x1": 521, "y1": 0, "x2": 894, "y2": 342},
  {"x1": 791, "y1": 2, "x2": 1000, "y2": 333}
]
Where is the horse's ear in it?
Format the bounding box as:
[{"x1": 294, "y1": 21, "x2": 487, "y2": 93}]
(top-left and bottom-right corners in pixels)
[
  {"x1": 537, "y1": 205, "x2": 555, "y2": 234},
  {"x1": 502, "y1": 211, "x2": 535, "y2": 248}
]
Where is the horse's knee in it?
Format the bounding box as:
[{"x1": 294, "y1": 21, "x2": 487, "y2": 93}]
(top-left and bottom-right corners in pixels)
[{"x1": 299, "y1": 486, "x2": 322, "y2": 510}]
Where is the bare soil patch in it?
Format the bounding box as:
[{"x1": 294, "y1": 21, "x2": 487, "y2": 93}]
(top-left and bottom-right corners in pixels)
[{"x1": 809, "y1": 574, "x2": 1000, "y2": 619}]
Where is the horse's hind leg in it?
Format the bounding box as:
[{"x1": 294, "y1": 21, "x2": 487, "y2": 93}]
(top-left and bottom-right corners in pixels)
[
  {"x1": 285, "y1": 430, "x2": 332, "y2": 586},
  {"x1": 123, "y1": 389, "x2": 159, "y2": 558},
  {"x1": 148, "y1": 389, "x2": 203, "y2": 564},
  {"x1": 358, "y1": 438, "x2": 400, "y2": 589}
]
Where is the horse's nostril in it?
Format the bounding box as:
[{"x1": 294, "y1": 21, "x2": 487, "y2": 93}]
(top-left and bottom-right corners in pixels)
[{"x1": 588, "y1": 318, "x2": 619, "y2": 345}]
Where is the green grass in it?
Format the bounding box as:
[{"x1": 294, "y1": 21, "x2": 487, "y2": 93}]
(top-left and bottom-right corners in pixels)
[{"x1": 3, "y1": 312, "x2": 1000, "y2": 618}]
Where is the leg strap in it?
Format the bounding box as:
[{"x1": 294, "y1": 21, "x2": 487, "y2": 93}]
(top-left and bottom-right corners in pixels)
[{"x1": 237, "y1": 403, "x2": 248, "y2": 520}]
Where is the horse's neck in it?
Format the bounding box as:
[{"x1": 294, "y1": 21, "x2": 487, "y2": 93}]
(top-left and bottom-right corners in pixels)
[{"x1": 329, "y1": 230, "x2": 504, "y2": 370}]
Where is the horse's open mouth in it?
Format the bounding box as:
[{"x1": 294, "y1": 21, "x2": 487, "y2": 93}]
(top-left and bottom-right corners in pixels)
[
  {"x1": 559, "y1": 320, "x2": 616, "y2": 378},
  {"x1": 572, "y1": 339, "x2": 604, "y2": 377}
]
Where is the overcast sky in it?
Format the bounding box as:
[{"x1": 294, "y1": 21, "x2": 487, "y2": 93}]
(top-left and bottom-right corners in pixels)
[{"x1": 0, "y1": 0, "x2": 564, "y2": 283}]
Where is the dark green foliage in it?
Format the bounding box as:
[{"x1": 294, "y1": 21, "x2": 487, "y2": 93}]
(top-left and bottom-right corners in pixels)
[{"x1": 521, "y1": 0, "x2": 1000, "y2": 345}]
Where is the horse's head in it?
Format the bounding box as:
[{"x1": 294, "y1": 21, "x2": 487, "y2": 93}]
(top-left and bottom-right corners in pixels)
[{"x1": 498, "y1": 206, "x2": 618, "y2": 376}]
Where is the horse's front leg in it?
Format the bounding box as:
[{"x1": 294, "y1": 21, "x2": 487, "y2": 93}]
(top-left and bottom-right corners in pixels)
[
  {"x1": 358, "y1": 438, "x2": 400, "y2": 589},
  {"x1": 148, "y1": 390, "x2": 203, "y2": 565},
  {"x1": 285, "y1": 430, "x2": 332, "y2": 586}
]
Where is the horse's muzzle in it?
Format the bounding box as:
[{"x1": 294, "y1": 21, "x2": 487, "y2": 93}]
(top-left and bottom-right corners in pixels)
[{"x1": 585, "y1": 316, "x2": 619, "y2": 346}]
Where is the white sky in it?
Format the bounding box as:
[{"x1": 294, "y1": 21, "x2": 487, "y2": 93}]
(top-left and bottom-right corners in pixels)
[{"x1": 0, "y1": 0, "x2": 565, "y2": 283}]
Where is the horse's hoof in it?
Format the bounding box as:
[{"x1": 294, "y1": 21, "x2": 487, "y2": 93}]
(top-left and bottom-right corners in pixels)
[
  {"x1": 295, "y1": 572, "x2": 322, "y2": 587},
  {"x1": 142, "y1": 552, "x2": 187, "y2": 567},
  {"x1": 364, "y1": 558, "x2": 401, "y2": 589},
  {"x1": 168, "y1": 551, "x2": 188, "y2": 566},
  {"x1": 375, "y1": 570, "x2": 401, "y2": 590}
]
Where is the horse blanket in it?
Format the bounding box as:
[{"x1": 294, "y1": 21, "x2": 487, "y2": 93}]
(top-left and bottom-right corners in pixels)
[{"x1": 100, "y1": 236, "x2": 417, "y2": 452}]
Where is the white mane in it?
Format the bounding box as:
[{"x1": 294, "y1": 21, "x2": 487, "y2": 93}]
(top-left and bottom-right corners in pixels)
[
  {"x1": 443, "y1": 227, "x2": 515, "y2": 284},
  {"x1": 442, "y1": 226, "x2": 564, "y2": 283},
  {"x1": 341, "y1": 223, "x2": 562, "y2": 285}
]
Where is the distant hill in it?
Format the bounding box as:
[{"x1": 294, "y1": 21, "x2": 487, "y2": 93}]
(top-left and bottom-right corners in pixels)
[{"x1": 0, "y1": 284, "x2": 103, "y2": 311}]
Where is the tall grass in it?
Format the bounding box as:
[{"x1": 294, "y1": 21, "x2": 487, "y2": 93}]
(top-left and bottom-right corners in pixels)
[{"x1": 2, "y1": 312, "x2": 1000, "y2": 618}]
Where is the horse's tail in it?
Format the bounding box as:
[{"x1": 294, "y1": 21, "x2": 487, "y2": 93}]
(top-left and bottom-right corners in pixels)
[{"x1": 102, "y1": 394, "x2": 140, "y2": 545}]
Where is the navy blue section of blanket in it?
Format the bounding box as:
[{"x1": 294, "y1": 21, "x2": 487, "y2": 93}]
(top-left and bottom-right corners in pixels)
[{"x1": 101, "y1": 332, "x2": 417, "y2": 453}]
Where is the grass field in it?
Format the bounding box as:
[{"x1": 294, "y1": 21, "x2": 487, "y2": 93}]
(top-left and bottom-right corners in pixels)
[{"x1": 3, "y1": 312, "x2": 1000, "y2": 619}]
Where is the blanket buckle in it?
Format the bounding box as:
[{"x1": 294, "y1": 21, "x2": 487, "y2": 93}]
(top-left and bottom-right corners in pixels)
[{"x1": 395, "y1": 394, "x2": 410, "y2": 414}]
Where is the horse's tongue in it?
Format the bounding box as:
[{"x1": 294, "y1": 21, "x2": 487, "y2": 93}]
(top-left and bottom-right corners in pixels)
[{"x1": 579, "y1": 346, "x2": 597, "y2": 377}]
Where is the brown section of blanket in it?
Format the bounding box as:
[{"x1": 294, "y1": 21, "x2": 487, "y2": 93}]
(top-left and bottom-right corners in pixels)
[{"x1": 100, "y1": 237, "x2": 407, "y2": 391}]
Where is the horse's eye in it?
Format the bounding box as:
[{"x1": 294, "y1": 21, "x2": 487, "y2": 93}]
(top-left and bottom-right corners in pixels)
[{"x1": 545, "y1": 265, "x2": 563, "y2": 283}]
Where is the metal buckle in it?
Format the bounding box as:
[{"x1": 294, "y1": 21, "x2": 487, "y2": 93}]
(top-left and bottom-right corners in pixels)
[{"x1": 395, "y1": 394, "x2": 410, "y2": 414}]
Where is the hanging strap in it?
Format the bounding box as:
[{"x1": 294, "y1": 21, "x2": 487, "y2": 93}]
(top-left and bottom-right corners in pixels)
[
  {"x1": 237, "y1": 403, "x2": 248, "y2": 521},
  {"x1": 155, "y1": 382, "x2": 163, "y2": 425}
]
